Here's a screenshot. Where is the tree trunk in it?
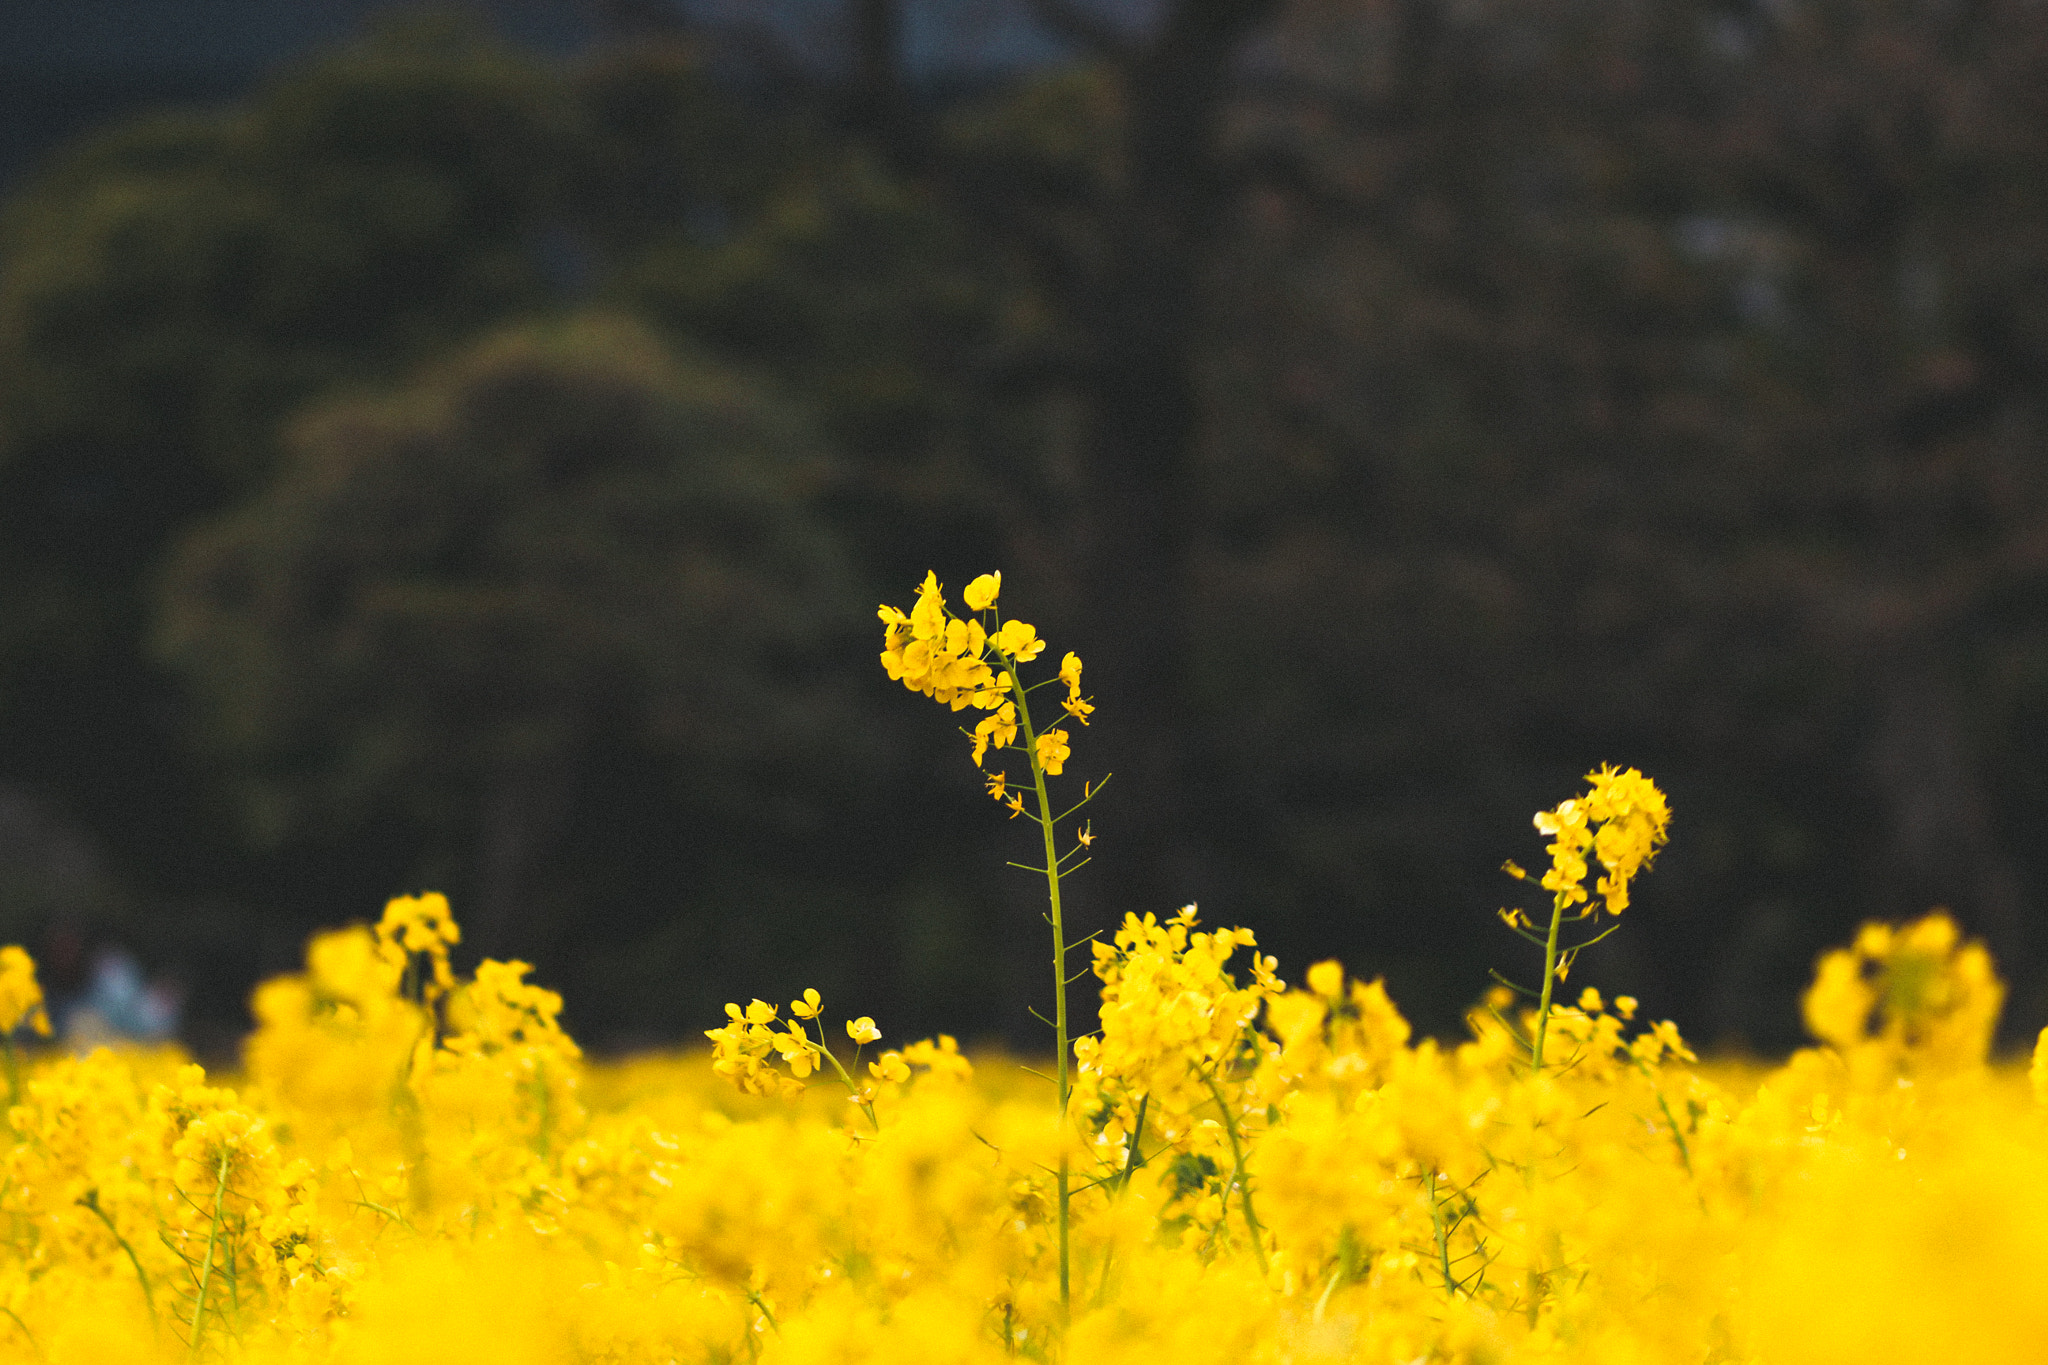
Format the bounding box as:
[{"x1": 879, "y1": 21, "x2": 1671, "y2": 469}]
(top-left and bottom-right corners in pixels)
[
  {"x1": 1067, "y1": 0, "x2": 1282, "y2": 925},
  {"x1": 1865, "y1": 642, "x2": 2028, "y2": 1003},
  {"x1": 470, "y1": 738, "x2": 582, "y2": 963}
]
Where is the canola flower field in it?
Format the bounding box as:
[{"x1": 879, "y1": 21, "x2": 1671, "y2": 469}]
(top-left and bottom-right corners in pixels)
[{"x1": 3, "y1": 571, "x2": 2046, "y2": 1363}]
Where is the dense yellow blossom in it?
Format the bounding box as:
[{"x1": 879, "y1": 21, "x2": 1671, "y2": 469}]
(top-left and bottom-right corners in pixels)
[
  {"x1": 878, "y1": 571, "x2": 1083, "y2": 770},
  {"x1": 7, "y1": 783, "x2": 2048, "y2": 1364},
  {"x1": 0, "y1": 945, "x2": 50, "y2": 1038}
]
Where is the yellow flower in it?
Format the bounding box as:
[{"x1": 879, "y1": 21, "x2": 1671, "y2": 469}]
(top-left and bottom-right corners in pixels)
[
  {"x1": 963, "y1": 571, "x2": 1002, "y2": 611},
  {"x1": 1583, "y1": 764, "x2": 1672, "y2": 912},
  {"x1": 878, "y1": 574, "x2": 1000, "y2": 713},
  {"x1": 986, "y1": 771, "x2": 1009, "y2": 802},
  {"x1": 1535, "y1": 799, "x2": 1593, "y2": 906},
  {"x1": 376, "y1": 891, "x2": 461, "y2": 998},
  {"x1": 909, "y1": 570, "x2": 946, "y2": 639},
  {"x1": 1035, "y1": 729, "x2": 1071, "y2": 775},
  {"x1": 971, "y1": 701, "x2": 1018, "y2": 767},
  {"x1": 1306, "y1": 960, "x2": 1345, "y2": 998},
  {"x1": 847, "y1": 1017, "x2": 881, "y2": 1045},
  {"x1": 790, "y1": 988, "x2": 822, "y2": 1019},
  {"x1": 773, "y1": 1030, "x2": 820, "y2": 1078},
  {"x1": 992, "y1": 619, "x2": 1045, "y2": 662},
  {"x1": 1055, "y1": 651, "x2": 1094, "y2": 725},
  {"x1": 0, "y1": 945, "x2": 51, "y2": 1037}
]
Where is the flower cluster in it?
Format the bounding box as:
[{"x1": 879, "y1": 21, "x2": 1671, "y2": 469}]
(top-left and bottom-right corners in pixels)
[
  {"x1": 8, "y1": 794, "x2": 2048, "y2": 1363},
  {"x1": 1074, "y1": 908, "x2": 1279, "y2": 1159},
  {"x1": 377, "y1": 890, "x2": 461, "y2": 999},
  {"x1": 879, "y1": 571, "x2": 1086, "y2": 785},
  {"x1": 705, "y1": 997, "x2": 824, "y2": 1098},
  {"x1": 1525, "y1": 763, "x2": 1671, "y2": 915},
  {"x1": 1804, "y1": 910, "x2": 2002, "y2": 1079},
  {"x1": 0, "y1": 944, "x2": 51, "y2": 1038}
]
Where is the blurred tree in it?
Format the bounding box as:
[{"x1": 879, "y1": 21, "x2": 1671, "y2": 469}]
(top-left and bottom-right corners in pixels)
[
  {"x1": 1181, "y1": 0, "x2": 2048, "y2": 1041},
  {"x1": 13, "y1": 0, "x2": 2048, "y2": 1051},
  {"x1": 0, "y1": 17, "x2": 1020, "y2": 1035},
  {"x1": 0, "y1": 13, "x2": 579, "y2": 945},
  {"x1": 836, "y1": 0, "x2": 1291, "y2": 930},
  {"x1": 155, "y1": 314, "x2": 856, "y2": 967},
  {"x1": 1684, "y1": 0, "x2": 2048, "y2": 1031},
  {"x1": 789, "y1": 0, "x2": 2048, "y2": 1043}
]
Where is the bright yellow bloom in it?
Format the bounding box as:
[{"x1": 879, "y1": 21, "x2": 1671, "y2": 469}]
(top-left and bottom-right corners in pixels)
[
  {"x1": 374, "y1": 890, "x2": 463, "y2": 1010},
  {"x1": 899, "y1": 1033, "x2": 973, "y2": 1082},
  {"x1": 1534, "y1": 798, "x2": 1592, "y2": 906},
  {"x1": 963, "y1": 571, "x2": 1002, "y2": 611},
  {"x1": 1583, "y1": 763, "x2": 1672, "y2": 911},
  {"x1": 1305, "y1": 959, "x2": 1345, "y2": 998},
  {"x1": 909, "y1": 570, "x2": 945, "y2": 637},
  {"x1": 13, "y1": 838, "x2": 2048, "y2": 1365},
  {"x1": 1057, "y1": 651, "x2": 1094, "y2": 724},
  {"x1": 773, "y1": 1029, "x2": 820, "y2": 1078},
  {"x1": 877, "y1": 574, "x2": 1000, "y2": 709},
  {"x1": 1532, "y1": 767, "x2": 1670, "y2": 916},
  {"x1": 0, "y1": 945, "x2": 51, "y2": 1037},
  {"x1": 709, "y1": 997, "x2": 812, "y2": 1097},
  {"x1": 791, "y1": 988, "x2": 822, "y2": 1019},
  {"x1": 991, "y1": 619, "x2": 1045, "y2": 662},
  {"x1": 847, "y1": 1017, "x2": 881, "y2": 1045},
  {"x1": 1803, "y1": 910, "x2": 2000, "y2": 1073},
  {"x1": 971, "y1": 701, "x2": 1018, "y2": 767},
  {"x1": 881, "y1": 570, "x2": 1090, "y2": 787}
]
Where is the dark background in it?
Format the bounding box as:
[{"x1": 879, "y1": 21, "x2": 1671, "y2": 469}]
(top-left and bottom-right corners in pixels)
[{"x1": 5, "y1": 0, "x2": 2048, "y2": 1057}]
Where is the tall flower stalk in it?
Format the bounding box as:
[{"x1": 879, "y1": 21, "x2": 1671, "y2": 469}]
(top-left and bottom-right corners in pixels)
[
  {"x1": 1495, "y1": 766, "x2": 1671, "y2": 1072},
  {"x1": 879, "y1": 571, "x2": 1100, "y2": 1313}
]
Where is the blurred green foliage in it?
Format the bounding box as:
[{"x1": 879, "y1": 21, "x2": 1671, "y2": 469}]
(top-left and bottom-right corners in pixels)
[{"x1": 8, "y1": 2, "x2": 2048, "y2": 1051}]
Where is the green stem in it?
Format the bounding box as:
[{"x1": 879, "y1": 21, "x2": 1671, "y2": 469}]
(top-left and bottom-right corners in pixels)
[
  {"x1": 0, "y1": 1304, "x2": 40, "y2": 1360},
  {"x1": 80, "y1": 1190, "x2": 156, "y2": 1319},
  {"x1": 809, "y1": 1020, "x2": 881, "y2": 1133},
  {"x1": 1202, "y1": 1072, "x2": 1269, "y2": 1278},
  {"x1": 1428, "y1": 1170, "x2": 1457, "y2": 1295},
  {"x1": 1654, "y1": 1090, "x2": 1694, "y2": 1176},
  {"x1": 1092, "y1": 1094, "x2": 1152, "y2": 1309},
  {"x1": 1114, "y1": 1094, "x2": 1150, "y2": 1196},
  {"x1": 1004, "y1": 656, "x2": 1072, "y2": 1315},
  {"x1": 1530, "y1": 891, "x2": 1567, "y2": 1073},
  {"x1": 187, "y1": 1149, "x2": 232, "y2": 1358}
]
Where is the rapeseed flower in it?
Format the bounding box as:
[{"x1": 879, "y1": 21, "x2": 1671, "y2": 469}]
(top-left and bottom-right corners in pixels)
[
  {"x1": 0, "y1": 867, "x2": 2039, "y2": 1365},
  {"x1": 0, "y1": 945, "x2": 50, "y2": 1037},
  {"x1": 5, "y1": 627, "x2": 2045, "y2": 1365}
]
